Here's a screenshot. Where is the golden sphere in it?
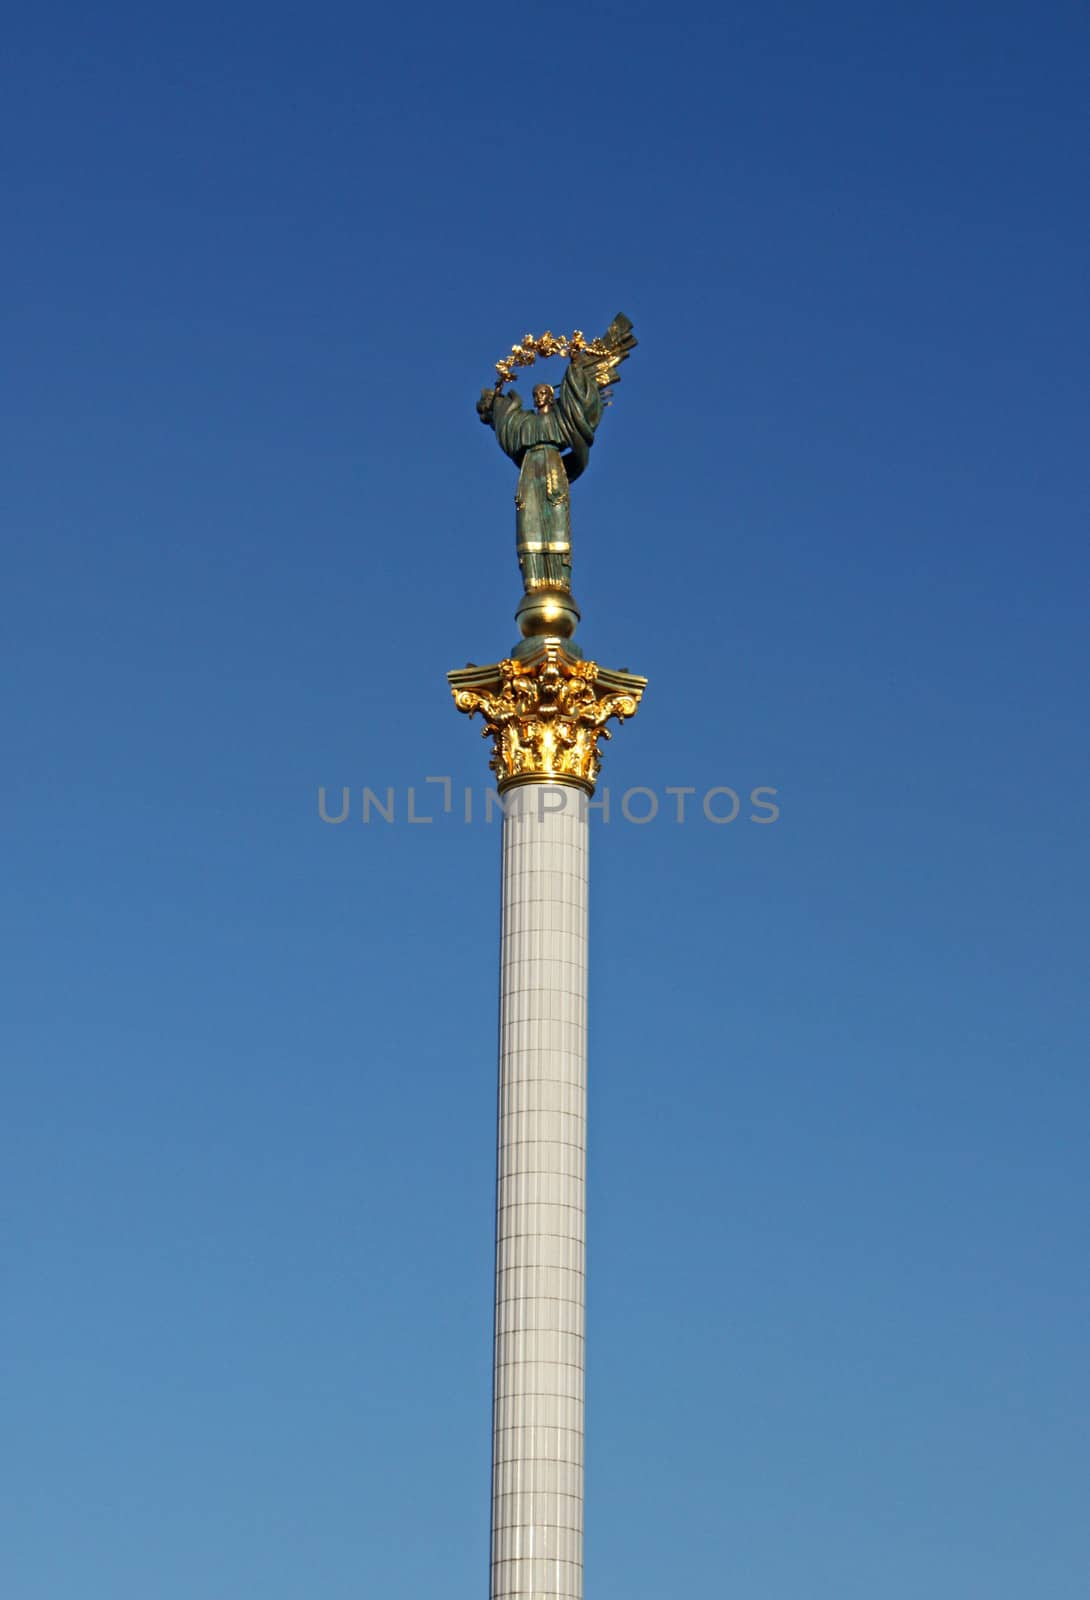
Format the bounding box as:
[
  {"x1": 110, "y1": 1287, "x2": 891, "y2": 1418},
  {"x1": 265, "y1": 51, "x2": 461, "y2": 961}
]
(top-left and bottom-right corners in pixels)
[{"x1": 515, "y1": 589, "x2": 581, "y2": 640}]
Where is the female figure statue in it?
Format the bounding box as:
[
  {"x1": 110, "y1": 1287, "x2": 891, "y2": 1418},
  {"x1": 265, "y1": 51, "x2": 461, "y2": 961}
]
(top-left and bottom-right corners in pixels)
[{"x1": 477, "y1": 314, "x2": 636, "y2": 596}]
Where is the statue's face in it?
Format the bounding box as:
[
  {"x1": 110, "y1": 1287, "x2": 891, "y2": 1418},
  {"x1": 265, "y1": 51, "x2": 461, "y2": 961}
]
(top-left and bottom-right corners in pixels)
[{"x1": 533, "y1": 384, "x2": 554, "y2": 414}]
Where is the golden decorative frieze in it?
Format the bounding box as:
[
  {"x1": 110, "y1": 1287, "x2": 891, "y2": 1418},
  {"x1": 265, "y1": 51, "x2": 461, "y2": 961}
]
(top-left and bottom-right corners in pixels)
[{"x1": 449, "y1": 645, "x2": 646, "y2": 792}]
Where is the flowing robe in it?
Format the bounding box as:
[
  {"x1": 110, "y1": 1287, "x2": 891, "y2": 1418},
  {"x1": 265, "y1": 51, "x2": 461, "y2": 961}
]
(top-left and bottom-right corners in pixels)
[{"x1": 486, "y1": 363, "x2": 603, "y2": 593}]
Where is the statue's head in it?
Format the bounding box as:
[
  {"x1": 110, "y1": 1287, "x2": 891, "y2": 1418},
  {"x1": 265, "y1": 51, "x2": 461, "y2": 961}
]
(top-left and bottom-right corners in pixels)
[{"x1": 533, "y1": 383, "x2": 555, "y2": 415}]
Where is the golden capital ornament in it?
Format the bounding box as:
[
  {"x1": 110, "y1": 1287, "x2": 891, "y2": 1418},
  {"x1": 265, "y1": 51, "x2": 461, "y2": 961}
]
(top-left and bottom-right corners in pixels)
[{"x1": 449, "y1": 645, "x2": 645, "y2": 792}]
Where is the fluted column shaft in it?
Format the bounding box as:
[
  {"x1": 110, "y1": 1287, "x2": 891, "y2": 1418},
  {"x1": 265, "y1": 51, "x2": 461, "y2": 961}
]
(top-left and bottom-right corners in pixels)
[{"x1": 492, "y1": 781, "x2": 588, "y2": 1600}]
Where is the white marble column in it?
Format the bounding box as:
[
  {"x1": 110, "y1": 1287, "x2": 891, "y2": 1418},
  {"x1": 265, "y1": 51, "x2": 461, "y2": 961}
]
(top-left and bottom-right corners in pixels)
[{"x1": 492, "y1": 780, "x2": 588, "y2": 1600}]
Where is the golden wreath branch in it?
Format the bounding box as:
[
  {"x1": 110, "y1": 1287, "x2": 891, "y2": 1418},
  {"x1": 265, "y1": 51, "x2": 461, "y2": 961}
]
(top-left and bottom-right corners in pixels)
[{"x1": 494, "y1": 329, "x2": 614, "y2": 387}]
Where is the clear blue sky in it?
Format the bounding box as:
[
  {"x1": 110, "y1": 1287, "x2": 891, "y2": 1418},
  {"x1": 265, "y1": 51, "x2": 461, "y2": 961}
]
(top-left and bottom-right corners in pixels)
[{"x1": 5, "y1": 3, "x2": 1088, "y2": 1595}]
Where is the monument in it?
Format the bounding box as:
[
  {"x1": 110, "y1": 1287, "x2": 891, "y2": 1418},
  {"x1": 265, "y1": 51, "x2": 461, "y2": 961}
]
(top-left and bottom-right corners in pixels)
[{"x1": 450, "y1": 314, "x2": 646, "y2": 1600}]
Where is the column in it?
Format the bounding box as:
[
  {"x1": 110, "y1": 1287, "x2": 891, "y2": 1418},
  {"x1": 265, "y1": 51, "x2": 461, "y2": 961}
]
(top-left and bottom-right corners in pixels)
[
  {"x1": 492, "y1": 780, "x2": 588, "y2": 1600},
  {"x1": 448, "y1": 639, "x2": 645, "y2": 1600}
]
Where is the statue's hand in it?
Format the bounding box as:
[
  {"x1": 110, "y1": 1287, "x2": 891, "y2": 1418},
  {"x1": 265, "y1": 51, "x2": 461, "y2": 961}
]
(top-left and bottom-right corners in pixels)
[{"x1": 477, "y1": 387, "x2": 497, "y2": 425}]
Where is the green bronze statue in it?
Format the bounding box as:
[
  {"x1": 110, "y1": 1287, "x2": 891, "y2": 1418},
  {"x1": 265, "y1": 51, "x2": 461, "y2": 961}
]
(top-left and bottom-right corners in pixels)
[{"x1": 477, "y1": 314, "x2": 637, "y2": 596}]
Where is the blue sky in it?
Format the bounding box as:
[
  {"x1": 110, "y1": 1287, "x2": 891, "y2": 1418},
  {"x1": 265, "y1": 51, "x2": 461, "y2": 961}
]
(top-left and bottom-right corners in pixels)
[{"x1": 5, "y1": 2, "x2": 1088, "y2": 1595}]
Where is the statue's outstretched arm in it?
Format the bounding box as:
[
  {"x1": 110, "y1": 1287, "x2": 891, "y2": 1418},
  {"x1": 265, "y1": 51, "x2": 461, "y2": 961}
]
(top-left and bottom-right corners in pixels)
[
  {"x1": 477, "y1": 386, "x2": 499, "y2": 428},
  {"x1": 569, "y1": 312, "x2": 637, "y2": 402},
  {"x1": 478, "y1": 383, "x2": 525, "y2": 431}
]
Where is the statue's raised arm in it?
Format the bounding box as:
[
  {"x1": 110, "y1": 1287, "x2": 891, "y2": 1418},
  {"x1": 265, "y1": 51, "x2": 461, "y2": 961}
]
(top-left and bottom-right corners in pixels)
[
  {"x1": 477, "y1": 314, "x2": 637, "y2": 600},
  {"x1": 566, "y1": 312, "x2": 638, "y2": 404}
]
